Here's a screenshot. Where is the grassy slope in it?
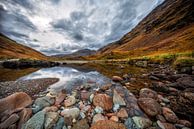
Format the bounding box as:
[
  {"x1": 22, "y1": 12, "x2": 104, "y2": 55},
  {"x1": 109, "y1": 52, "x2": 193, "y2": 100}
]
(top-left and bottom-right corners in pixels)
[
  {"x1": 90, "y1": 0, "x2": 194, "y2": 60},
  {"x1": 0, "y1": 34, "x2": 47, "y2": 60}
]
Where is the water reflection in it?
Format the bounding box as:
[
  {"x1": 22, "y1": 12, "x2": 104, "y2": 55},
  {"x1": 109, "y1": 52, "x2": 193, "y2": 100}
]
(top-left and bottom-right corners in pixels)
[{"x1": 19, "y1": 66, "x2": 111, "y2": 92}]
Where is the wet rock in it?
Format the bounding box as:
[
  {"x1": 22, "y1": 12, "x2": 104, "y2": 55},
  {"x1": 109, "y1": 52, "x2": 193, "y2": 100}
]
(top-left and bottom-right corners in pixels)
[
  {"x1": 54, "y1": 117, "x2": 65, "y2": 129},
  {"x1": 43, "y1": 106, "x2": 58, "y2": 112},
  {"x1": 0, "y1": 92, "x2": 32, "y2": 116},
  {"x1": 92, "y1": 114, "x2": 106, "y2": 123},
  {"x1": 44, "y1": 112, "x2": 59, "y2": 129},
  {"x1": 0, "y1": 113, "x2": 19, "y2": 129},
  {"x1": 139, "y1": 88, "x2": 157, "y2": 100},
  {"x1": 91, "y1": 120, "x2": 126, "y2": 129},
  {"x1": 94, "y1": 106, "x2": 104, "y2": 114},
  {"x1": 61, "y1": 108, "x2": 80, "y2": 119},
  {"x1": 93, "y1": 94, "x2": 113, "y2": 111},
  {"x1": 18, "y1": 108, "x2": 32, "y2": 129},
  {"x1": 110, "y1": 116, "x2": 119, "y2": 122},
  {"x1": 24, "y1": 111, "x2": 45, "y2": 129},
  {"x1": 157, "y1": 121, "x2": 176, "y2": 129},
  {"x1": 112, "y1": 76, "x2": 123, "y2": 82},
  {"x1": 55, "y1": 90, "x2": 66, "y2": 106},
  {"x1": 135, "y1": 61, "x2": 147, "y2": 68},
  {"x1": 32, "y1": 96, "x2": 55, "y2": 113},
  {"x1": 132, "y1": 116, "x2": 152, "y2": 129},
  {"x1": 138, "y1": 98, "x2": 161, "y2": 117},
  {"x1": 117, "y1": 108, "x2": 128, "y2": 118},
  {"x1": 64, "y1": 96, "x2": 76, "y2": 107},
  {"x1": 124, "y1": 117, "x2": 139, "y2": 129},
  {"x1": 72, "y1": 119, "x2": 89, "y2": 129},
  {"x1": 162, "y1": 107, "x2": 178, "y2": 123},
  {"x1": 178, "y1": 120, "x2": 192, "y2": 127},
  {"x1": 113, "y1": 89, "x2": 126, "y2": 106}
]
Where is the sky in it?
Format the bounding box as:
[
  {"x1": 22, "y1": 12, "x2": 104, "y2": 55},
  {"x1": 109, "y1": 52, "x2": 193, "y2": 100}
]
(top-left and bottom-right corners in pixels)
[{"x1": 0, "y1": 0, "x2": 164, "y2": 55}]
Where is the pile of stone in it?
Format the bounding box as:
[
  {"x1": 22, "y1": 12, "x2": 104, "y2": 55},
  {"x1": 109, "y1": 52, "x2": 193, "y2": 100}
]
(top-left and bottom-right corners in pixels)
[{"x1": 0, "y1": 78, "x2": 192, "y2": 129}]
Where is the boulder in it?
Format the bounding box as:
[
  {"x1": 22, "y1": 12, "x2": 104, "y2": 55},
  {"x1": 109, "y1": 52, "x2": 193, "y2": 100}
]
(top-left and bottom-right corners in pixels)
[
  {"x1": 61, "y1": 108, "x2": 80, "y2": 119},
  {"x1": 91, "y1": 120, "x2": 126, "y2": 129},
  {"x1": 139, "y1": 88, "x2": 158, "y2": 100},
  {"x1": 93, "y1": 94, "x2": 113, "y2": 111},
  {"x1": 138, "y1": 98, "x2": 161, "y2": 117},
  {"x1": 92, "y1": 114, "x2": 106, "y2": 123},
  {"x1": 44, "y1": 112, "x2": 59, "y2": 129},
  {"x1": 113, "y1": 89, "x2": 126, "y2": 106},
  {"x1": 64, "y1": 96, "x2": 76, "y2": 107},
  {"x1": 0, "y1": 92, "x2": 32, "y2": 116},
  {"x1": 0, "y1": 113, "x2": 19, "y2": 129},
  {"x1": 72, "y1": 119, "x2": 89, "y2": 129},
  {"x1": 132, "y1": 116, "x2": 152, "y2": 129},
  {"x1": 162, "y1": 107, "x2": 178, "y2": 123},
  {"x1": 24, "y1": 111, "x2": 45, "y2": 129},
  {"x1": 112, "y1": 76, "x2": 123, "y2": 82},
  {"x1": 18, "y1": 108, "x2": 32, "y2": 129}
]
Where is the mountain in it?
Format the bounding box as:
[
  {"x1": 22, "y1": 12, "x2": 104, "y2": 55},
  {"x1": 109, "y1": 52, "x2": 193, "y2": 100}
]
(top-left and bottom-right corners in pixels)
[
  {"x1": 53, "y1": 49, "x2": 96, "y2": 60},
  {"x1": 0, "y1": 33, "x2": 47, "y2": 60},
  {"x1": 95, "y1": 0, "x2": 194, "y2": 59}
]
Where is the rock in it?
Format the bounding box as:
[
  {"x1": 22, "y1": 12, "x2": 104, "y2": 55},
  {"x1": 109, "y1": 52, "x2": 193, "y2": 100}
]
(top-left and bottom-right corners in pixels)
[
  {"x1": 80, "y1": 112, "x2": 86, "y2": 119},
  {"x1": 93, "y1": 94, "x2": 113, "y2": 111},
  {"x1": 64, "y1": 96, "x2": 76, "y2": 107},
  {"x1": 162, "y1": 107, "x2": 178, "y2": 123},
  {"x1": 89, "y1": 94, "x2": 94, "y2": 103},
  {"x1": 100, "y1": 84, "x2": 112, "y2": 91},
  {"x1": 61, "y1": 108, "x2": 80, "y2": 119},
  {"x1": 32, "y1": 96, "x2": 55, "y2": 113},
  {"x1": 44, "y1": 112, "x2": 59, "y2": 129},
  {"x1": 24, "y1": 111, "x2": 45, "y2": 129},
  {"x1": 18, "y1": 108, "x2": 32, "y2": 129},
  {"x1": 92, "y1": 114, "x2": 106, "y2": 123},
  {"x1": 0, "y1": 113, "x2": 19, "y2": 129},
  {"x1": 113, "y1": 89, "x2": 126, "y2": 106},
  {"x1": 117, "y1": 108, "x2": 128, "y2": 118},
  {"x1": 135, "y1": 61, "x2": 147, "y2": 68},
  {"x1": 139, "y1": 88, "x2": 158, "y2": 100},
  {"x1": 55, "y1": 90, "x2": 66, "y2": 106},
  {"x1": 0, "y1": 92, "x2": 32, "y2": 116},
  {"x1": 8, "y1": 124, "x2": 17, "y2": 129},
  {"x1": 91, "y1": 120, "x2": 126, "y2": 129},
  {"x1": 113, "y1": 104, "x2": 120, "y2": 112},
  {"x1": 80, "y1": 91, "x2": 91, "y2": 100},
  {"x1": 157, "y1": 121, "x2": 176, "y2": 129},
  {"x1": 124, "y1": 117, "x2": 139, "y2": 129},
  {"x1": 112, "y1": 76, "x2": 123, "y2": 82},
  {"x1": 132, "y1": 116, "x2": 152, "y2": 129},
  {"x1": 72, "y1": 119, "x2": 89, "y2": 129},
  {"x1": 149, "y1": 76, "x2": 159, "y2": 80},
  {"x1": 156, "y1": 115, "x2": 166, "y2": 122},
  {"x1": 43, "y1": 106, "x2": 58, "y2": 112},
  {"x1": 178, "y1": 120, "x2": 192, "y2": 127},
  {"x1": 94, "y1": 106, "x2": 104, "y2": 114},
  {"x1": 64, "y1": 116, "x2": 73, "y2": 126},
  {"x1": 110, "y1": 116, "x2": 119, "y2": 122},
  {"x1": 137, "y1": 98, "x2": 161, "y2": 117},
  {"x1": 54, "y1": 117, "x2": 65, "y2": 129}
]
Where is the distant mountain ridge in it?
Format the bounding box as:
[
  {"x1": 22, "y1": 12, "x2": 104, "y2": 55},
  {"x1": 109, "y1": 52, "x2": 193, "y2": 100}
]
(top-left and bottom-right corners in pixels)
[
  {"x1": 0, "y1": 33, "x2": 47, "y2": 60},
  {"x1": 95, "y1": 0, "x2": 194, "y2": 59}
]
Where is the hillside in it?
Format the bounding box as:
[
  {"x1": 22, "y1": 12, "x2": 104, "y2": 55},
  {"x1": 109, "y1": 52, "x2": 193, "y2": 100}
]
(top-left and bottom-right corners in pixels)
[
  {"x1": 0, "y1": 34, "x2": 47, "y2": 60},
  {"x1": 94, "y1": 0, "x2": 194, "y2": 59}
]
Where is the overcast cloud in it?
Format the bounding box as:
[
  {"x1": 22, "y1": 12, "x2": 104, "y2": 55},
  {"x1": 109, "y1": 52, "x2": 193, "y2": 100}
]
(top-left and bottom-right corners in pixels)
[{"x1": 0, "y1": 0, "x2": 164, "y2": 55}]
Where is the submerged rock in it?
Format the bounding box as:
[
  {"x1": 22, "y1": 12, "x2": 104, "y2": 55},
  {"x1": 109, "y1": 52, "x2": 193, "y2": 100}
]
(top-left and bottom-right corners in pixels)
[{"x1": 93, "y1": 94, "x2": 113, "y2": 111}]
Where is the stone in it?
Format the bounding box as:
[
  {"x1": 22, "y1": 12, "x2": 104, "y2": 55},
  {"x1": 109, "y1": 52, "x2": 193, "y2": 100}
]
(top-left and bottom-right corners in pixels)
[
  {"x1": 117, "y1": 108, "x2": 128, "y2": 118},
  {"x1": 8, "y1": 124, "x2": 17, "y2": 129},
  {"x1": 178, "y1": 120, "x2": 192, "y2": 127},
  {"x1": 124, "y1": 117, "x2": 139, "y2": 129},
  {"x1": 0, "y1": 113, "x2": 19, "y2": 129},
  {"x1": 112, "y1": 76, "x2": 123, "y2": 82},
  {"x1": 113, "y1": 104, "x2": 120, "y2": 112},
  {"x1": 162, "y1": 107, "x2": 178, "y2": 123},
  {"x1": 93, "y1": 114, "x2": 106, "y2": 123},
  {"x1": 132, "y1": 116, "x2": 152, "y2": 129},
  {"x1": 93, "y1": 94, "x2": 113, "y2": 111},
  {"x1": 156, "y1": 115, "x2": 166, "y2": 122},
  {"x1": 157, "y1": 121, "x2": 176, "y2": 129},
  {"x1": 24, "y1": 111, "x2": 45, "y2": 129},
  {"x1": 113, "y1": 89, "x2": 126, "y2": 106},
  {"x1": 80, "y1": 91, "x2": 91, "y2": 100},
  {"x1": 44, "y1": 112, "x2": 59, "y2": 129},
  {"x1": 54, "y1": 117, "x2": 65, "y2": 129},
  {"x1": 110, "y1": 116, "x2": 119, "y2": 122},
  {"x1": 55, "y1": 90, "x2": 66, "y2": 106},
  {"x1": 94, "y1": 106, "x2": 104, "y2": 114},
  {"x1": 137, "y1": 98, "x2": 161, "y2": 117},
  {"x1": 43, "y1": 106, "x2": 58, "y2": 112},
  {"x1": 64, "y1": 96, "x2": 76, "y2": 107},
  {"x1": 139, "y1": 88, "x2": 158, "y2": 100},
  {"x1": 89, "y1": 94, "x2": 94, "y2": 103},
  {"x1": 0, "y1": 92, "x2": 32, "y2": 115},
  {"x1": 100, "y1": 84, "x2": 112, "y2": 91},
  {"x1": 72, "y1": 119, "x2": 89, "y2": 129},
  {"x1": 18, "y1": 108, "x2": 32, "y2": 129},
  {"x1": 135, "y1": 61, "x2": 147, "y2": 68},
  {"x1": 91, "y1": 120, "x2": 126, "y2": 129},
  {"x1": 32, "y1": 96, "x2": 55, "y2": 113},
  {"x1": 61, "y1": 108, "x2": 80, "y2": 119}
]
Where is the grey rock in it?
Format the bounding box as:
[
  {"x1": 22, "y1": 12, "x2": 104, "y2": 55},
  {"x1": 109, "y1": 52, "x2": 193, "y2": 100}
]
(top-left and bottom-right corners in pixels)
[
  {"x1": 132, "y1": 116, "x2": 152, "y2": 129},
  {"x1": 113, "y1": 89, "x2": 126, "y2": 106},
  {"x1": 44, "y1": 112, "x2": 59, "y2": 129},
  {"x1": 124, "y1": 117, "x2": 140, "y2": 129},
  {"x1": 54, "y1": 117, "x2": 65, "y2": 129}
]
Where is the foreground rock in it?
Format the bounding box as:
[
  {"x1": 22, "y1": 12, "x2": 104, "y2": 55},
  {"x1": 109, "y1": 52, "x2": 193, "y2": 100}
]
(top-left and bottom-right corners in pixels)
[
  {"x1": 91, "y1": 120, "x2": 126, "y2": 129},
  {"x1": 93, "y1": 94, "x2": 113, "y2": 111}
]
